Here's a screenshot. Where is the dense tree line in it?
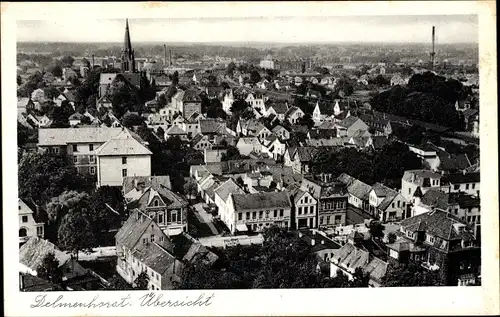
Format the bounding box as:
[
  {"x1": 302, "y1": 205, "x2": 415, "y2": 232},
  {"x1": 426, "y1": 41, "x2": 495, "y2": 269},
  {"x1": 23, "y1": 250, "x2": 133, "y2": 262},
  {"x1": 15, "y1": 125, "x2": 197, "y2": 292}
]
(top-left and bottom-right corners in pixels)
[
  {"x1": 310, "y1": 141, "x2": 422, "y2": 189},
  {"x1": 370, "y1": 72, "x2": 469, "y2": 130},
  {"x1": 176, "y1": 226, "x2": 370, "y2": 289}
]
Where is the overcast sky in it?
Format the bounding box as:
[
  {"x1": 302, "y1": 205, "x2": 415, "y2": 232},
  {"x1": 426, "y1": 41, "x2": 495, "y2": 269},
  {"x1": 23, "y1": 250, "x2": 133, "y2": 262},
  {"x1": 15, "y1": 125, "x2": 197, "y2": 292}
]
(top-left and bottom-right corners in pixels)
[{"x1": 17, "y1": 15, "x2": 478, "y2": 44}]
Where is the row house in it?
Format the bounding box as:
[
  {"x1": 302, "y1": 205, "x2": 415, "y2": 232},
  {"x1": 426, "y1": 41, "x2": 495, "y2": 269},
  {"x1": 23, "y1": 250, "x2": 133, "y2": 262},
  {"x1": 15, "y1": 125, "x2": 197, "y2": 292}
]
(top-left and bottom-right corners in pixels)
[
  {"x1": 226, "y1": 191, "x2": 292, "y2": 234},
  {"x1": 401, "y1": 169, "x2": 443, "y2": 203},
  {"x1": 261, "y1": 136, "x2": 287, "y2": 160},
  {"x1": 284, "y1": 106, "x2": 305, "y2": 125},
  {"x1": 301, "y1": 178, "x2": 348, "y2": 228},
  {"x1": 124, "y1": 180, "x2": 188, "y2": 236},
  {"x1": 236, "y1": 119, "x2": 271, "y2": 139},
  {"x1": 337, "y1": 173, "x2": 372, "y2": 212},
  {"x1": 18, "y1": 199, "x2": 44, "y2": 245},
  {"x1": 290, "y1": 189, "x2": 318, "y2": 229},
  {"x1": 115, "y1": 209, "x2": 184, "y2": 290},
  {"x1": 388, "y1": 209, "x2": 480, "y2": 286},
  {"x1": 296, "y1": 230, "x2": 341, "y2": 269},
  {"x1": 330, "y1": 232, "x2": 388, "y2": 287},
  {"x1": 215, "y1": 179, "x2": 246, "y2": 232},
  {"x1": 284, "y1": 146, "x2": 318, "y2": 174},
  {"x1": 171, "y1": 89, "x2": 202, "y2": 120},
  {"x1": 441, "y1": 172, "x2": 480, "y2": 198},
  {"x1": 335, "y1": 116, "x2": 369, "y2": 138},
  {"x1": 359, "y1": 114, "x2": 392, "y2": 136},
  {"x1": 263, "y1": 101, "x2": 289, "y2": 121},
  {"x1": 369, "y1": 183, "x2": 409, "y2": 222},
  {"x1": 271, "y1": 125, "x2": 291, "y2": 140},
  {"x1": 236, "y1": 137, "x2": 263, "y2": 156},
  {"x1": 412, "y1": 188, "x2": 480, "y2": 237}
]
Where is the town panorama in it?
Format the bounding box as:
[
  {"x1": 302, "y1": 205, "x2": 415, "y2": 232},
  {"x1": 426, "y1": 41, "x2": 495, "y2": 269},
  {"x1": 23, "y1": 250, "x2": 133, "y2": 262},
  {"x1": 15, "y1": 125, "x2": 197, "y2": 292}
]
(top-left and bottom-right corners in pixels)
[{"x1": 17, "y1": 19, "x2": 480, "y2": 291}]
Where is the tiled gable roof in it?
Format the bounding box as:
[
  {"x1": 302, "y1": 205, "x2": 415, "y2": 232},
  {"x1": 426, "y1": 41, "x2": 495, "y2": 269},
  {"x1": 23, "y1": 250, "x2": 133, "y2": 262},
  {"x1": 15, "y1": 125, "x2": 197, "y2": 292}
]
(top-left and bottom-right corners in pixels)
[
  {"x1": 214, "y1": 179, "x2": 245, "y2": 202},
  {"x1": 95, "y1": 129, "x2": 152, "y2": 156},
  {"x1": 232, "y1": 191, "x2": 291, "y2": 211},
  {"x1": 38, "y1": 127, "x2": 123, "y2": 146}
]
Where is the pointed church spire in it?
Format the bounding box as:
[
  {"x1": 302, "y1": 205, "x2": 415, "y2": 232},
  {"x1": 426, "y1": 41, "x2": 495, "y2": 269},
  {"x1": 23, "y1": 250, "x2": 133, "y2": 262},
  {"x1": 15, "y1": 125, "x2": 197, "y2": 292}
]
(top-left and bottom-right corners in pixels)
[
  {"x1": 124, "y1": 18, "x2": 132, "y2": 53},
  {"x1": 121, "y1": 18, "x2": 135, "y2": 72}
]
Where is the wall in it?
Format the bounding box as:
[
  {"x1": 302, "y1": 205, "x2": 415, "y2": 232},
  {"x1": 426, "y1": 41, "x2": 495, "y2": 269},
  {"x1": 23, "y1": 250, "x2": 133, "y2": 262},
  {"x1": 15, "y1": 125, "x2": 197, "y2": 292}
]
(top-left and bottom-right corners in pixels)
[{"x1": 98, "y1": 155, "x2": 151, "y2": 187}]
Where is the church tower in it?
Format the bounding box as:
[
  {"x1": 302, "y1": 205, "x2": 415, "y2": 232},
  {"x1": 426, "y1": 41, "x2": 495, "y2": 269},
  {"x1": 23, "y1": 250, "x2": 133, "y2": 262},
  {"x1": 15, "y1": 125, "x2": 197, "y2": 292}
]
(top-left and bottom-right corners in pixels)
[{"x1": 121, "y1": 19, "x2": 136, "y2": 72}]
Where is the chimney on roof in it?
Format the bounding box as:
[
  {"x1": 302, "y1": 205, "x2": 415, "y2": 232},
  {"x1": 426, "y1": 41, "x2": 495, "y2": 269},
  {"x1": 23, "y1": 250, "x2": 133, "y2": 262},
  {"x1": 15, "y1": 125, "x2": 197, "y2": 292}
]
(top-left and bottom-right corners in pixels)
[
  {"x1": 298, "y1": 232, "x2": 303, "y2": 238},
  {"x1": 462, "y1": 169, "x2": 466, "y2": 175},
  {"x1": 311, "y1": 238, "x2": 315, "y2": 246}
]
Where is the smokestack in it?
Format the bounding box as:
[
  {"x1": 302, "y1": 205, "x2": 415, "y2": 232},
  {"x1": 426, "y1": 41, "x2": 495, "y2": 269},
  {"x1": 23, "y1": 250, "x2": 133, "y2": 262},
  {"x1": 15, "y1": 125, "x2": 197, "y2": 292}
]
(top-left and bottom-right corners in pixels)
[
  {"x1": 164, "y1": 44, "x2": 167, "y2": 66},
  {"x1": 430, "y1": 26, "x2": 436, "y2": 70},
  {"x1": 169, "y1": 49, "x2": 172, "y2": 66},
  {"x1": 91, "y1": 54, "x2": 95, "y2": 68}
]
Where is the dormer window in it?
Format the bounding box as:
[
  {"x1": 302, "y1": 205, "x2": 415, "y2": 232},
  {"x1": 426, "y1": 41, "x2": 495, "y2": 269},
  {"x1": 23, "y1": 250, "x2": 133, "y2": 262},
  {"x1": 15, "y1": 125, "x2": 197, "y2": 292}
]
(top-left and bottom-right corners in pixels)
[{"x1": 154, "y1": 200, "x2": 159, "y2": 207}]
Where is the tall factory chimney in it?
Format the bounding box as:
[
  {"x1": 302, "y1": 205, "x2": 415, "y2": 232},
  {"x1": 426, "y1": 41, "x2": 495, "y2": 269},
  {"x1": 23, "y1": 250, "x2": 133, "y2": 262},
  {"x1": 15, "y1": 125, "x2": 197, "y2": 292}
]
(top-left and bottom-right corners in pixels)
[
  {"x1": 91, "y1": 54, "x2": 95, "y2": 68},
  {"x1": 164, "y1": 44, "x2": 167, "y2": 66},
  {"x1": 430, "y1": 26, "x2": 436, "y2": 71},
  {"x1": 169, "y1": 49, "x2": 172, "y2": 66}
]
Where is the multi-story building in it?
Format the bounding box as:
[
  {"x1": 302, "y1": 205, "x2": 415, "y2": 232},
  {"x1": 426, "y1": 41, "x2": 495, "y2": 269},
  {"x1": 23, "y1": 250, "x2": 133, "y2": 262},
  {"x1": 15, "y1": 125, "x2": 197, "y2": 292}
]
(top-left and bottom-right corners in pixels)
[
  {"x1": 38, "y1": 127, "x2": 124, "y2": 176},
  {"x1": 368, "y1": 183, "x2": 409, "y2": 222},
  {"x1": 215, "y1": 179, "x2": 246, "y2": 232},
  {"x1": 123, "y1": 177, "x2": 187, "y2": 236},
  {"x1": 226, "y1": 191, "x2": 292, "y2": 234},
  {"x1": 18, "y1": 199, "x2": 44, "y2": 245},
  {"x1": 291, "y1": 189, "x2": 318, "y2": 229},
  {"x1": 388, "y1": 209, "x2": 480, "y2": 286},
  {"x1": 95, "y1": 129, "x2": 152, "y2": 187},
  {"x1": 301, "y1": 178, "x2": 348, "y2": 228},
  {"x1": 171, "y1": 89, "x2": 202, "y2": 120},
  {"x1": 401, "y1": 169, "x2": 443, "y2": 203},
  {"x1": 441, "y1": 172, "x2": 480, "y2": 197},
  {"x1": 115, "y1": 209, "x2": 184, "y2": 290}
]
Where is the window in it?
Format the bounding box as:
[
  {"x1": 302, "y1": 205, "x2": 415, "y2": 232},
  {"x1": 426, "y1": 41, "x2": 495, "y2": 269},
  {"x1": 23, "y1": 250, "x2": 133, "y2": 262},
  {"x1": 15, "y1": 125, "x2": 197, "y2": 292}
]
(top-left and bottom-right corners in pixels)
[
  {"x1": 265, "y1": 210, "x2": 270, "y2": 218},
  {"x1": 238, "y1": 213, "x2": 242, "y2": 221},
  {"x1": 252, "y1": 212, "x2": 257, "y2": 219},
  {"x1": 89, "y1": 144, "x2": 94, "y2": 151},
  {"x1": 454, "y1": 184, "x2": 460, "y2": 190},
  {"x1": 320, "y1": 217, "x2": 324, "y2": 225},
  {"x1": 402, "y1": 202, "x2": 406, "y2": 207},
  {"x1": 18, "y1": 205, "x2": 21, "y2": 211},
  {"x1": 259, "y1": 211, "x2": 263, "y2": 219},
  {"x1": 279, "y1": 209, "x2": 284, "y2": 217},
  {"x1": 143, "y1": 238, "x2": 147, "y2": 244},
  {"x1": 159, "y1": 236, "x2": 164, "y2": 242},
  {"x1": 154, "y1": 200, "x2": 159, "y2": 207},
  {"x1": 73, "y1": 156, "x2": 78, "y2": 163},
  {"x1": 171, "y1": 211, "x2": 178, "y2": 223},
  {"x1": 122, "y1": 169, "x2": 127, "y2": 177},
  {"x1": 326, "y1": 216, "x2": 330, "y2": 224},
  {"x1": 122, "y1": 157, "x2": 127, "y2": 164},
  {"x1": 298, "y1": 207, "x2": 302, "y2": 215},
  {"x1": 472, "y1": 183, "x2": 476, "y2": 189},
  {"x1": 151, "y1": 234, "x2": 155, "y2": 242},
  {"x1": 158, "y1": 214, "x2": 164, "y2": 224},
  {"x1": 90, "y1": 166, "x2": 96, "y2": 175},
  {"x1": 72, "y1": 144, "x2": 78, "y2": 152},
  {"x1": 304, "y1": 196, "x2": 308, "y2": 203},
  {"x1": 392, "y1": 203, "x2": 395, "y2": 208},
  {"x1": 408, "y1": 188, "x2": 411, "y2": 194},
  {"x1": 246, "y1": 212, "x2": 250, "y2": 220},
  {"x1": 397, "y1": 201, "x2": 400, "y2": 208},
  {"x1": 89, "y1": 155, "x2": 95, "y2": 163},
  {"x1": 465, "y1": 184, "x2": 470, "y2": 190},
  {"x1": 426, "y1": 234, "x2": 435, "y2": 244},
  {"x1": 273, "y1": 210, "x2": 278, "y2": 217},
  {"x1": 22, "y1": 216, "x2": 28, "y2": 223},
  {"x1": 36, "y1": 226, "x2": 43, "y2": 236}
]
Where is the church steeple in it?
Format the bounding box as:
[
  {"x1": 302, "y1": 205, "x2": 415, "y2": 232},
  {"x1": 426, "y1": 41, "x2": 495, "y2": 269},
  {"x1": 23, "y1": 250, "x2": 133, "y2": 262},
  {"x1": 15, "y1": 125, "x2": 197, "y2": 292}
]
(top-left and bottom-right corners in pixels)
[{"x1": 121, "y1": 18, "x2": 136, "y2": 72}]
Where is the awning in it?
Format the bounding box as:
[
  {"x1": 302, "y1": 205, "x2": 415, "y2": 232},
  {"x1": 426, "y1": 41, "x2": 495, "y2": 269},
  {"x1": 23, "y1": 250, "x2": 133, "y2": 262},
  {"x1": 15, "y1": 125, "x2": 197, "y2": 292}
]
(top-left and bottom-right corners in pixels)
[{"x1": 236, "y1": 223, "x2": 249, "y2": 232}]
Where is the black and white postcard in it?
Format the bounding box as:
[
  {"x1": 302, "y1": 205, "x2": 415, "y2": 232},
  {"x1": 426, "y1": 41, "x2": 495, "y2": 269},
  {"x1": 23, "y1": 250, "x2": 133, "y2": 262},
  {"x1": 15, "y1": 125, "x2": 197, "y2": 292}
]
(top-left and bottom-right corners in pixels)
[{"x1": 2, "y1": 1, "x2": 498, "y2": 316}]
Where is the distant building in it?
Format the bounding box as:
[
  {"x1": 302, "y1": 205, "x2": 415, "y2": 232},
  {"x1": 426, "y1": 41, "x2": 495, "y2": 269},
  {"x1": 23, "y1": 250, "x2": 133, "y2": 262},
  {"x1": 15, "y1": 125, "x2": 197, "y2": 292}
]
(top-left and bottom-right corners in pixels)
[{"x1": 18, "y1": 199, "x2": 44, "y2": 245}]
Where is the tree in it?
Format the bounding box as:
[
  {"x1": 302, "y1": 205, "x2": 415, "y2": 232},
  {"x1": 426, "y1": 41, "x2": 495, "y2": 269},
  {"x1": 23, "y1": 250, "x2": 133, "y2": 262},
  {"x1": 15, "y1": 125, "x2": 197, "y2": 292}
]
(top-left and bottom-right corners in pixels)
[
  {"x1": 17, "y1": 123, "x2": 37, "y2": 148},
  {"x1": 227, "y1": 62, "x2": 236, "y2": 77},
  {"x1": 61, "y1": 56, "x2": 75, "y2": 67},
  {"x1": 19, "y1": 152, "x2": 84, "y2": 206},
  {"x1": 17, "y1": 74, "x2": 22, "y2": 86},
  {"x1": 57, "y1": 211, "x2": 95, "y2": 260},
  {"x1": 297, "y1": 113, "x2": 315, "y2": 129},
  {"x1": 51, "y1": 65, "x2": 63, "y2": 78},
  {"x1": 156, "y1": 126, "x2": 165, "y2": 140},
  {"x1": 250, "y1": 70, "x2": 261, "y2": 84},
  {"x1": 387, "y1": 232, "x2": 397, "y2": 244},
  {"x1": 369, "y1": 221, "x2": 385, "y2": 240},
  {"x1": 87, "y1": 186, "x2": 125, "y2": 236},
  {"x1": 36, "y1": 252, "x2": 63, "y2": 284},
  {"x1": 221, "y1": 145, "x2": 242, "y2": 161},
  {"x1": 121, "y1": 112, "x2": 144, "y2": 129},
  {"x1": 382, "y1": 262, "x2": 442, "y2": 287},
  {"x1": 134, "y1": 271, "x2": 150, "y2": 290},
  {"x1": 108, "y1": 274, "x2": 134, "y2": 290},
  {"x1": 171, "y1": 71, "x2": 179, "y2": 86},
  {"x1": 230, "y1": 99, "x2": 249, "y2": 114},
  {"x1": 183, "y1": 178, "x2": 198, "y2": 199}
]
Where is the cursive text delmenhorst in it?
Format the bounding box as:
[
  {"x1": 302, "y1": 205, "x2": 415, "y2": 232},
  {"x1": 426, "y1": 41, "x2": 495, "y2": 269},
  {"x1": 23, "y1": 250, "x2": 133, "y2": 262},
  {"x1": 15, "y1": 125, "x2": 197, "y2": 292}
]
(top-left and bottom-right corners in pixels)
[{"x1": 30, "y1": 292, "x2": 215, "y2": 309}]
